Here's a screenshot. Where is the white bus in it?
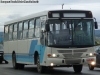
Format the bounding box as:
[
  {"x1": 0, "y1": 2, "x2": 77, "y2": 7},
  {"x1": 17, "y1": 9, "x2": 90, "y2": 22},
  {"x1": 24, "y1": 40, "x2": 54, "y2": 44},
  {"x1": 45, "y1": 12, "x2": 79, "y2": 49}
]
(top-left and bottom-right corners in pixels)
[{"x1": 4, "y1": 10, "x2": 98, "y2": 73}]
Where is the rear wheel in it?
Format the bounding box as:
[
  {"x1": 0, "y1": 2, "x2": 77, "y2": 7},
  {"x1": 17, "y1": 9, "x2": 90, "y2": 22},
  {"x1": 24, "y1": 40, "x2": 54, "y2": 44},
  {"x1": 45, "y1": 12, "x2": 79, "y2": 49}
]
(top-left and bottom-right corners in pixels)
[
  {"x1": 88, "y1": 64, "x2": 94, "y2": 70},
  {"x1": 12, "y1": 53, "x2": 24, "y2": 69},
  {"x1": 37, "y1": 55, "x2": 46, "y2": 73},
  {"x1": 0, "y1": 61, "x2": 2, "y2": 64},
  {"x1": 73, "y1": 65, "x2": 83, "y2": 73},
  {"x1": 18, "y1": 64, "x2": 24, "y2": 69},
  {"x1": 12, "y1": 53, "x2": 18, "y2": 69}
]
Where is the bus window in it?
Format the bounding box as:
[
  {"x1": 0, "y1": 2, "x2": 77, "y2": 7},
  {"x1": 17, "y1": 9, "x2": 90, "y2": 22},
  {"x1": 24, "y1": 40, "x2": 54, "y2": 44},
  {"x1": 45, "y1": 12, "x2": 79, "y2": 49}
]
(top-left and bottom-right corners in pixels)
[
  {"x1": 23, "y1": 21, "x2": 28, "y2": 39},
  {"x1": 9, "y1": 25, "x2": 13, "y2": 40},
  {"x1": 29, "y1": 19, "x2": 34, "y2": 29},
  {"x1": 35, "y1": 18, "x2": 40, "y2": 28},
  {"x1": 13, "y1": 23, "x2": 17, "y2": 40},
  {"x1": 4, "y1": 26, "x2": 9, "y2": 41},
  {"x1": 29, "y1": 19, "x2": 35, "y2": 38},
  {"x1": 18, "y1": 22, "x2": 23, "y2": 40},
  {"x1": 35, "y1": 18, "x2": 40, "y2": 37}
]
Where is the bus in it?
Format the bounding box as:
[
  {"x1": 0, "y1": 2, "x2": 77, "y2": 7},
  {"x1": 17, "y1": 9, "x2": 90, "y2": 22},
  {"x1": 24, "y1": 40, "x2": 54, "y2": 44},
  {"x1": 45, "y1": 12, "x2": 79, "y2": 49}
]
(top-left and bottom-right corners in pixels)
[{"x1": 4, "y1": 10, "x2": 98, "y2": 73}]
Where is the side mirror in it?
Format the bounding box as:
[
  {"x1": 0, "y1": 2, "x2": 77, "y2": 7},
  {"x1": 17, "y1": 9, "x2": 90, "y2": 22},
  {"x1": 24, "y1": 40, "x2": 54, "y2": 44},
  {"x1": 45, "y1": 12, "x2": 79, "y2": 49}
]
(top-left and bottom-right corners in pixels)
[
  {"x1": 45, "y1": 24, "x2": 50, "y2": 32},
  {"x1": 95, "y1": 22, "x2": 98, "y2": 29}
]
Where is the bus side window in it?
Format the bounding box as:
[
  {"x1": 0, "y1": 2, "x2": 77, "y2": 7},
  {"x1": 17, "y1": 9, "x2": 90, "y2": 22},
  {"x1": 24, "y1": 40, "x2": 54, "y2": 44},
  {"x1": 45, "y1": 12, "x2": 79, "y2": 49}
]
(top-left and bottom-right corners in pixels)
[
  {"x1": 9, "y1": 25, "x2": 13, "y2": 41},
  {"x1": 23, "y1": 21, "x2": 28, "y2": 39},
  {"x1": 35, "y1": 18, "x2": 40, "y2": 37},
  {"x1": 41, "y1": 21, "x2": 45, "y2": 31},
  {"x1": 29, "y1": 19, "x2": 35, "y2": 38},
  {"x1": 4, "y1": 26, "x2": 9, "y2": 41},
  {"x1": 18, "y1": 22, "x2": 23, "y2": 40},
  {"x1": 13, "y1": 23, "x2": 17, "y2": 40}
]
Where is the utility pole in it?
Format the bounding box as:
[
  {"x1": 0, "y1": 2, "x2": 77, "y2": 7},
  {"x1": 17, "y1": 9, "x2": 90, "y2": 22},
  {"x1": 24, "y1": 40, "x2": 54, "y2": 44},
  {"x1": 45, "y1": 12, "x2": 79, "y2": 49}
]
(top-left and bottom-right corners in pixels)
[{"x1": 62, "y1": 4, "x2": 64, "y2": 9}]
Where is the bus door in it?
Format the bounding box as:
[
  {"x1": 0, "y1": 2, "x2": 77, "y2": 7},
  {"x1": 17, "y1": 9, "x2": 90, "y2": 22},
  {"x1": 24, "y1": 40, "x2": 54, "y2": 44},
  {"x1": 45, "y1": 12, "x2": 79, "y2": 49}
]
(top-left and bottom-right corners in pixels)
[{"x1": 40, "y1": 20, "x2": 46, "y2": 45}]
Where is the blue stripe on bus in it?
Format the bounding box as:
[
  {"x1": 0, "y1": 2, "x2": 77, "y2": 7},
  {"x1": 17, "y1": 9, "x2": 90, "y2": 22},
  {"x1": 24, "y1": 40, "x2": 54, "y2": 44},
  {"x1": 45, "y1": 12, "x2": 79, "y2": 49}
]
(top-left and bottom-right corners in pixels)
[
  {"x1": 4, "y1": 54, "x2": 34, "y2": 62},
  {"x1": 29, "y1": 40, "x2": 38, "y2": 55},
  {"x1": 16, "y1": 54, "x2": 34, "y2": 62},
  {"x1": 4, "y1": 40, "x2": 46, "y2": 63},
  {"x1": 34, "y1": 45, "x2": 46, "y2": 63}
]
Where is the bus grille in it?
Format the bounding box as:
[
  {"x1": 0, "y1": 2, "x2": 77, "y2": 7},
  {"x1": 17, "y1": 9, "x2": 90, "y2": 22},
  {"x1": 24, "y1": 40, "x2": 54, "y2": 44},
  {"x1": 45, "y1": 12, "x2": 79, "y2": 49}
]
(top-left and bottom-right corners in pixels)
[
  {"x1": 58, "y1": 49, "x2": 87, "y2": 53},
  {"x1": 57, "y1": 50, "x2": 72, "y2": 53},
  {"x1": 73, "y1": 49, "x2": 87, "y2": 52},
  {"x1": 63, "y1": 53, "x2": 83, "y2": 58},
  {"x1": 57, "y1": 49, "x2": 88, "y2": 58}
]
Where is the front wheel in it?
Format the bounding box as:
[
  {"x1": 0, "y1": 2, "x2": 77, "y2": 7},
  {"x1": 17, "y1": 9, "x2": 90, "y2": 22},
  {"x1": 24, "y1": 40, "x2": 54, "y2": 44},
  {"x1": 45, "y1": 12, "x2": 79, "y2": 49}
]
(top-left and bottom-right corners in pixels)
[
  {"x1": 88, "y1": 64, "x2": 94, "y2": 70},
  {"x1": 73, "y1": 65, "x2": 83, "y2": 73},
  {"x1": 37, "y1": 55, "x2": 46, "y2": 73}
]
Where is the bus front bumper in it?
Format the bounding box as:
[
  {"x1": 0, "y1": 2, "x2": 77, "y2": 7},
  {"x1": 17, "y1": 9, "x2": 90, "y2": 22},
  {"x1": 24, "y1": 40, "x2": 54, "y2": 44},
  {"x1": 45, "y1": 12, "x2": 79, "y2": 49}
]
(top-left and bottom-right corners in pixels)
[{"x1": 45, "y1": 58, "x2": 87, "y2": 66}]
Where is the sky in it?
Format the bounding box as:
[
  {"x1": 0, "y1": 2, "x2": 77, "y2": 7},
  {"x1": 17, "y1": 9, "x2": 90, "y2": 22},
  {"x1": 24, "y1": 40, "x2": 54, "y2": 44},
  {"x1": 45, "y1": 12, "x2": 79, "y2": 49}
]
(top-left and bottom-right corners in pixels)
[{"x1": 0, "y1": 0, "x2": 100, "y2": 31}]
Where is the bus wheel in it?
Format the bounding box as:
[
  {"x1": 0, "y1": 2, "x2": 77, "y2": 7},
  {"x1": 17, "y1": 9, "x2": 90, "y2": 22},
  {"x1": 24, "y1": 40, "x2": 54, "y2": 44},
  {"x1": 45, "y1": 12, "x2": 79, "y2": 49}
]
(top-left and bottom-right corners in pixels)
[
  {"x1": 37, "y1": 55, "x2": 46, "y2": 73},
  {"x1": 73, "y1": 65, "x2": 83, "y2": 73},
  {"x1": 12, "y1": 53, "x2": 18, "y2": 69},
  {"x1": 88, "y1": 64, "x2": 94, "y2": 70},
  {"x1": 19, "y1": 64, "x2": 24, "y2": 69},
  {"x1": 0, "y1": 61, "x2": 2, "y2": 64}
]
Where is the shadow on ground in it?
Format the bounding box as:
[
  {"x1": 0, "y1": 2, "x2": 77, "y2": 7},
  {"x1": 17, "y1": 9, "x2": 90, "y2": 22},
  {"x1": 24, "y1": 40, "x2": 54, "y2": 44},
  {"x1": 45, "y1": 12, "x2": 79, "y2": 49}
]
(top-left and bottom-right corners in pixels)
[{"x1": 2, "y1": 66, "x2": 94, "y2": 75}]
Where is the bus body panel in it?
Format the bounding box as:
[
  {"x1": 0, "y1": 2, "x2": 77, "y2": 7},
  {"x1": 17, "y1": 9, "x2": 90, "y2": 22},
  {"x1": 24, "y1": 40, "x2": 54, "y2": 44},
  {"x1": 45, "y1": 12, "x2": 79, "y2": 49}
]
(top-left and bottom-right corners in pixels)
[
  {"x1": 3, "y1": 10, "x2": 96, "y2": 67},
  {"x1": 4, "y1": 39, "x2": 51, "y2": 65},
  {"x1": 18, "y1": 40, "x2": 28, "y2": 54}
]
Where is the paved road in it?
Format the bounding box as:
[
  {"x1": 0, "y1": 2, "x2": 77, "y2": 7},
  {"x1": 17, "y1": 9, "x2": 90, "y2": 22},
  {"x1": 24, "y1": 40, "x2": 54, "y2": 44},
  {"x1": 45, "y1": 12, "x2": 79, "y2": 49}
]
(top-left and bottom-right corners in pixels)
[{"x1": 0, "y1": 62, "x2": 100, "y2": 75}]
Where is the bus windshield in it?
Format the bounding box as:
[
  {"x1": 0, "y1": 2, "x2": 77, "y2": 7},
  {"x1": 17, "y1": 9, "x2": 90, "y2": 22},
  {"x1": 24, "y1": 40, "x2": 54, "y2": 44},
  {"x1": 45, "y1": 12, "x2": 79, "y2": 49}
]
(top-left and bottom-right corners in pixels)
[{"x1": 47, "y1": 19, "x2": 94, "y2": 47}]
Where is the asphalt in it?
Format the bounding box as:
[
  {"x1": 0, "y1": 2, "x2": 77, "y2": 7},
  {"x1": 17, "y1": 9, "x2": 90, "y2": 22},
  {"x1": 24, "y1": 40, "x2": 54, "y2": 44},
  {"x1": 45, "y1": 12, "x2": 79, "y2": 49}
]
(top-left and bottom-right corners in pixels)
[{"x1": 0, "y1": 62, "x2": 100, "y2": 75}]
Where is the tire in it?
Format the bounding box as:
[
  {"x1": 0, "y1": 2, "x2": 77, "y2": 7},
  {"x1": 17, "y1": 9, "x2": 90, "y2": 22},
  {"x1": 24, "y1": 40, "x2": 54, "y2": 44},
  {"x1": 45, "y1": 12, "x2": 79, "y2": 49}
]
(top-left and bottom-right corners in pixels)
[
  {"x1": 73, "y1": 65, "x2": 83, "y2": 73},
  {"x1": 0, "y1": 61, "x2": 2, "y2": 64},
  {"x1": 12, "y1": 53, "x2": 25, "y2": 69},
  {"x1": 12, "y1": 53, "x2": 18, "y2": 69},
  {"x1": 88, "y1": 64, "x2": 94, "y2": 70},
  {"x1": 5, "y1": 61, "x2": 8, "y2": 64},
  {"x1": 19, "y1": 64, "x2": 24, "y2": 69},
  {"x1": 37, "y1": 55, "x2": 46, "y2": 73}
]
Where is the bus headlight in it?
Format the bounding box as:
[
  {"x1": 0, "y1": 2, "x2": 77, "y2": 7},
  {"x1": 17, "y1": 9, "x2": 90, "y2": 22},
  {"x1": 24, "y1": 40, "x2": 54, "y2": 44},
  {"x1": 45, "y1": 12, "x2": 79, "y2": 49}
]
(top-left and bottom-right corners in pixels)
[
  {"x1": 52, "y1": 54, "x2": 56, "y2": 57},
  {"x1": 47, "y1": 54, "x2": 57, "y2": 57},
  {"x1": 50, "y1": 63, "x2": 54, "y2": 66},
  {"x1": 89, "y1": 53, "x2": 93, "y2": 56},
  {"x1": 91, "y1": 61, "x2": 96, "y2": 65}
]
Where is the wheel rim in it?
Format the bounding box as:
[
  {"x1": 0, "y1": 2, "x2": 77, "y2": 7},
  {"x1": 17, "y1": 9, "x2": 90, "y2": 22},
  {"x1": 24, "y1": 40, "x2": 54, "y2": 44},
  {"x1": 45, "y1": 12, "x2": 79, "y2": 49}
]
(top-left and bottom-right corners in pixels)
[
  {"x1": 37, "y1": 57, "x2": 41, "y2": 72},
  {"x1": 12, "y1": 55, "x2": 15, "y2": 67}
]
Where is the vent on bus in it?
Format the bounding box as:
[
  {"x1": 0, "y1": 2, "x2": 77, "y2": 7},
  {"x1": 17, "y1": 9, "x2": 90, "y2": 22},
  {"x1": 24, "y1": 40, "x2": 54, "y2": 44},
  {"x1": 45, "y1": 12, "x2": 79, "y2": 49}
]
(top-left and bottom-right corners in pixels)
[
  {"x1": 63, "y1": 53, "x2": 83, "y2": 58},
  {"x1": 57, "y1": 50, "x2": 72, "y2": 53},
  {"x1": 73, "y1": 49, "x2": 88, "y2": 52}
]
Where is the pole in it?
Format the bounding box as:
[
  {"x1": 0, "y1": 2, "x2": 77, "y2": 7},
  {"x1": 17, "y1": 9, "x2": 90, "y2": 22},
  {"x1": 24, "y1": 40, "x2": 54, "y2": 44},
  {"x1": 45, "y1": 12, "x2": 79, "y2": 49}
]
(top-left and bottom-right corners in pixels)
[{"x1": 62, "y1": 4, "x2": 64, "y2": 9}]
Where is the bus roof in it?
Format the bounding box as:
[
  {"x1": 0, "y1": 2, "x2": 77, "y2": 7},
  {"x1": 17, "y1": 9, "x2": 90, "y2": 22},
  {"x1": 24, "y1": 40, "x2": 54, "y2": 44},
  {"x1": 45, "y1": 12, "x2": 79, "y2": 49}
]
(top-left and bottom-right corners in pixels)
[{"x1": 4, "y1": 9, "x2": 91, "y2": 25}]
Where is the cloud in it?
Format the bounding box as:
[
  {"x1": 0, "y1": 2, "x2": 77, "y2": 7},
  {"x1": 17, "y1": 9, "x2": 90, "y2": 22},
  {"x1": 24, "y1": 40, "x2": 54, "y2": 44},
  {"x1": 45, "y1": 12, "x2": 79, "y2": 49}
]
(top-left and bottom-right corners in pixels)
[
  {"x1": 0, "y1": 0, "x2": 100, "y2": 32},
  {"x1": 7, "y1": 14, "x2": 21, "y2": 19}
]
